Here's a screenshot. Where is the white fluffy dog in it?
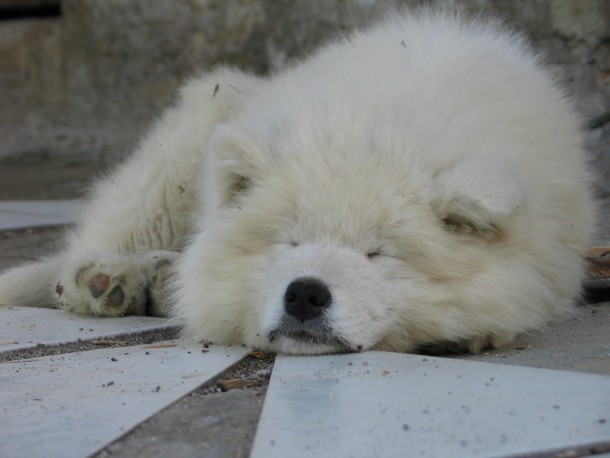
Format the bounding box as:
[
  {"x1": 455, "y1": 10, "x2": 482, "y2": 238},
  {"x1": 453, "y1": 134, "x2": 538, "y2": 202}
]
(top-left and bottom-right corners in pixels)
[{"x1": 0, "y1": 9, "x2": 595, "y2": 355}]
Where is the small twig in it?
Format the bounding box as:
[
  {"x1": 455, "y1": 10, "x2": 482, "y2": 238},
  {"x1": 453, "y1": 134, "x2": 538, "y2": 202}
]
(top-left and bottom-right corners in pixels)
[
  {"x1": 91, "y1": 340, "x2": 121, "y2": 346},
  {"x1": 142, "y1": 343, "x2": 177, "y2": 349},
  {"x1": 227, "y1": 83, "x2": 242, "y2": 93}
]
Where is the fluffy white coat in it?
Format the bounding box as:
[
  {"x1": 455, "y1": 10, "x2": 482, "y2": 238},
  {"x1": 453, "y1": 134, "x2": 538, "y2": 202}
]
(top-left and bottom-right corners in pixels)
[{"x1": 0, "y1": 9, "x2": 595, "y2": 355}]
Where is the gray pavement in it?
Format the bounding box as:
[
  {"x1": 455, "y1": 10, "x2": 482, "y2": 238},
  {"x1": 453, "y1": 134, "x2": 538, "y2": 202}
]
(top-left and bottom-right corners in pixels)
[
  {"x1": 252, "y1": 353, "x2": 610, "y2": 458},
  {"x1": 0, "y1": 200, "x2": 84, "y2": 231},
  {"x1": 2, "y1": 338, "x2": 245, "y2": 458}
]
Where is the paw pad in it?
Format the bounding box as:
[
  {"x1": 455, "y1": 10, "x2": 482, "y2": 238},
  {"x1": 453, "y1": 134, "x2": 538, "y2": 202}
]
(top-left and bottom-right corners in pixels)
[
  {"x1": 89, "y1": 274, "x2": 110, "y2": 299},
  {"x1": 87, "y1": 274, "x2": 126, "y2": 309},
  {"x1": 107, "y1": 285, "x2": 125, "y2": 307}
]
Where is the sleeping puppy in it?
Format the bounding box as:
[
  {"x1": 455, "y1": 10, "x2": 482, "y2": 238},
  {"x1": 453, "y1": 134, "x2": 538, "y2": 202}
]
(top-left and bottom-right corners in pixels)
[{"x1": 0, "y1": 8, "x2": 595, "y2": 355}]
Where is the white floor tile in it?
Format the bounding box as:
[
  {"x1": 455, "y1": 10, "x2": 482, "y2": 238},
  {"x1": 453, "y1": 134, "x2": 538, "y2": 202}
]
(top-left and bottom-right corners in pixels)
[
  {"x1": 0, "y1": 200, "x2": 83, "y2": 230},
  {"x1": 251, "y1": 352, "x2": 610, "y2": 458},
  {"x1": 0, "y1": 306, "x2": 170, "y2": 353},
  {"x1": 0, "y1": 342, "x2": 244, "y2": 458}
]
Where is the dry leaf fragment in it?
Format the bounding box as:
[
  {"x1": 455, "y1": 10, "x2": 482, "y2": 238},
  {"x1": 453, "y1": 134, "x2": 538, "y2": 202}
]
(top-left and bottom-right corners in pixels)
[
  {"x1": 218, "y1": 379, "x2": 258, "y2": 391},
  {"x1": 586, "y1": 248, "x2": 610, "y2": 278},
  {"x1": 247, "y1": 351, "x2": 266, "y2": 360}
]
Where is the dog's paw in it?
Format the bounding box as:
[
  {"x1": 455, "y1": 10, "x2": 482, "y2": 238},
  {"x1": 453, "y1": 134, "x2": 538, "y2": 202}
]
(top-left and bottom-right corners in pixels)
[
  {"x1": 139, "y1": 251, "x2": 180, "y2": 317},
  {"x1": 58, "y1": 258, "x2": 148, "y2": 317},
  {"x1": 465, "y1": 333, "x2": 515, "y2": 354}
]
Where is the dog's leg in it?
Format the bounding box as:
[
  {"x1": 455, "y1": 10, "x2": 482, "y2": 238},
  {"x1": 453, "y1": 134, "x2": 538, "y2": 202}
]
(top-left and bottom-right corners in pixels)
[
  {"x1": 0, "y1": 257, "x2": 62, "y2": 308},
  {"x1": 465, "y1": 333, "x2": 516, "y2": 354},
  {"x1": 55, "y1": 250, "x2": 180, "y2": 317},
  {"x1": 0, "y1": 67, "x2": 262, "y2": 315},
  {"x1": 138, "y1": 250, "x2": 180, "y2": 317}
]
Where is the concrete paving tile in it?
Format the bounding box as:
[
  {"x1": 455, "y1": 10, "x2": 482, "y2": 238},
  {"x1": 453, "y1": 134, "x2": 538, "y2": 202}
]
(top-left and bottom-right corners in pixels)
[
  {"x1": 251, "y1": 352, "x2": 610, "y2": 458},
  {"x1": 459, "y1": 304, "x2": 610, "y2": 375},
  {"x1": 0, "y1": 306, "x2": 170, "y2": 353},
  {"x1": 0, "y1": 200, "x2": 83, "y2": 230},
  {"x1": 0, "y1": 341, "x2": 245, "y2": 458}
]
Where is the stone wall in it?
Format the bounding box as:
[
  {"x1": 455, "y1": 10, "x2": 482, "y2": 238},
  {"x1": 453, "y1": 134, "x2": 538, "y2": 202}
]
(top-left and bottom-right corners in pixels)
[{"x1": 1, "y1": 0, "x2": 608, "y2": 185}]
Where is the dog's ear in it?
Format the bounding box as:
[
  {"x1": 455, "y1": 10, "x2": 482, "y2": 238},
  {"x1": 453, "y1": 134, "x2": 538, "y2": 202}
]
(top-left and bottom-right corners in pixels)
[
  {"x1": 432, "y1": 158, "x2": 527, "y2": 237},
  {"x1": 204, "y1": 124, "x2": 268, "y2": 208}
]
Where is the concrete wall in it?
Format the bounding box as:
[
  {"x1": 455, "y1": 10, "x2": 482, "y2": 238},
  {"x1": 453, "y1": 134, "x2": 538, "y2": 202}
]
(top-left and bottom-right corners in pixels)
[{"x1": 1, "y1": 0, "x2": 609, "y2": 184}]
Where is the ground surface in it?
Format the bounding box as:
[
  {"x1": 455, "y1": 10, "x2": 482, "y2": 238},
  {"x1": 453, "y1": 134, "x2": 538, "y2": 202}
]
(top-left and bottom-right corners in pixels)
[{"x1": 0, "y1": 154, "x2": 100, "y2": 200}]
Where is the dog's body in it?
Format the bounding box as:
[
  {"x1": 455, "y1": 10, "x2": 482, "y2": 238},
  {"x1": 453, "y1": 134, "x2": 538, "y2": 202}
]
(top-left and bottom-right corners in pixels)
[{"x1": 0, "y1": 10, "x2": 595, "y2": 355}]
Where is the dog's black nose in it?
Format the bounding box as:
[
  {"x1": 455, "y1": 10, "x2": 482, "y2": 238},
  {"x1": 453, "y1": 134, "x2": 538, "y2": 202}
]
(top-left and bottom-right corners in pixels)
[{"x1": 284, "y1": 278, "x2": 332, "y2": 322}]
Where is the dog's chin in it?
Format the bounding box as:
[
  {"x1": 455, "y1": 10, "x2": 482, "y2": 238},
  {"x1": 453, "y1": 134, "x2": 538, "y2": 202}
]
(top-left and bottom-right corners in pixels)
[{"x1": 267, "y1": 328, "x2": 355, "y2": 355}]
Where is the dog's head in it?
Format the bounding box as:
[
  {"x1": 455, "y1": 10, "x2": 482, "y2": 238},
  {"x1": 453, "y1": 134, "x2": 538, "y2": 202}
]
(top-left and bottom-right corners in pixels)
[
  {"x1": 170, "y1": 114, "x2": 577, "y2": 355},
  {"x1": 167, "y1": 11, "x2": 595, "y2": 354}
]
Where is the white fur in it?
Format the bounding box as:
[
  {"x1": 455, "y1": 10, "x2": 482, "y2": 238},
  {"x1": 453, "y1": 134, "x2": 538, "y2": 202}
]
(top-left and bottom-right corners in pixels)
[{"x1": 0, "y1": 9, "x2": 595, "y2": 354}]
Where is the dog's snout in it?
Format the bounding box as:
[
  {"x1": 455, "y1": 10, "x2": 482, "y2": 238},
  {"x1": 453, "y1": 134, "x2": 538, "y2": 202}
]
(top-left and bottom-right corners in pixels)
[{"x1": 284, "y1": 277, "x2": 332, "y2": 322}]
